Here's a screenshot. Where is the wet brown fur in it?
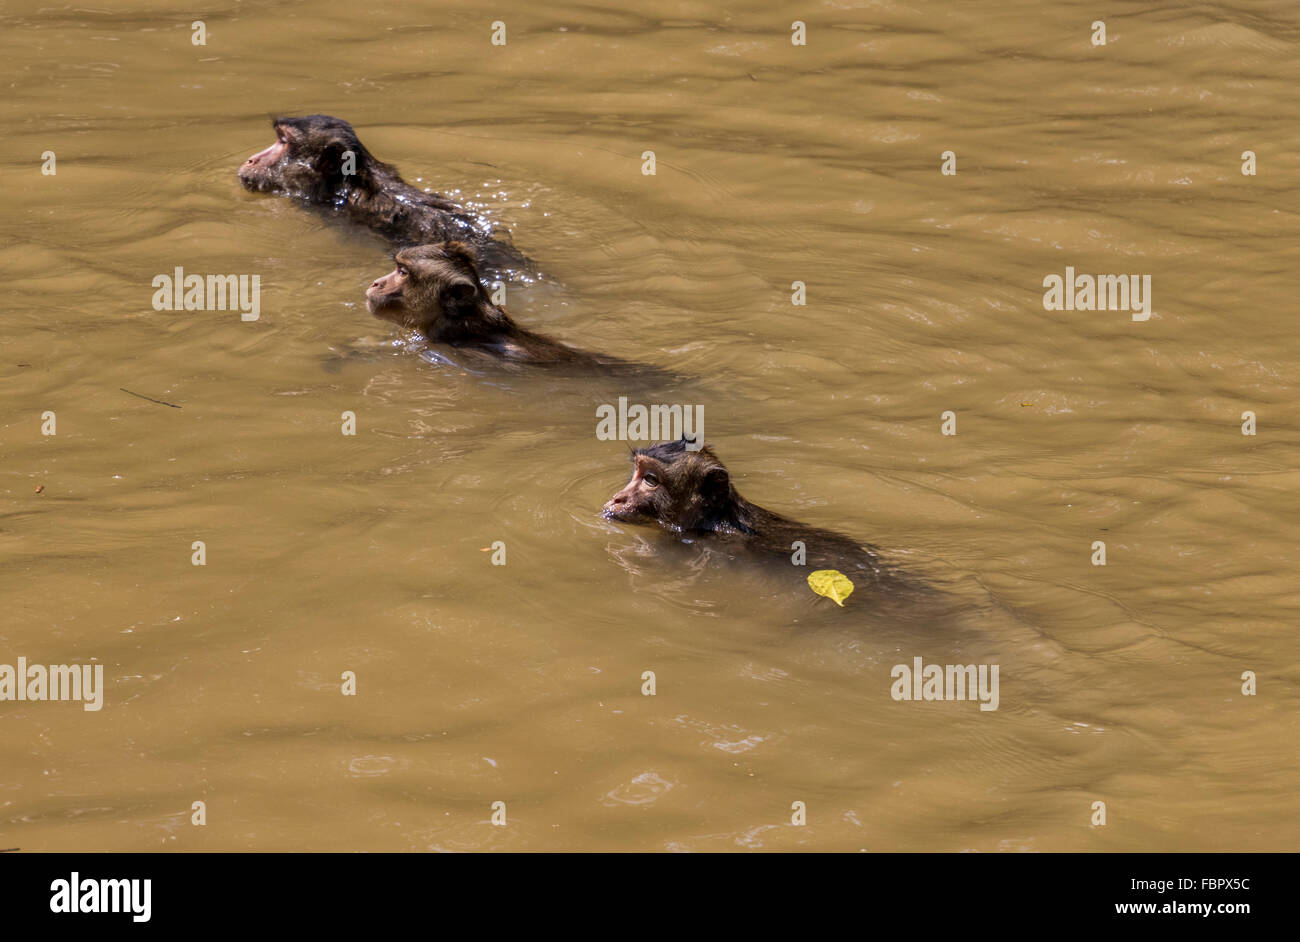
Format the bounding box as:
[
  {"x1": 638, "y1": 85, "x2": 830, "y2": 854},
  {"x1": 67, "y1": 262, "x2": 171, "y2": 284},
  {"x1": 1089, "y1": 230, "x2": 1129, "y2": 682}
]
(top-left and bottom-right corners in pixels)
[
  {"x1": 366, "y1": 242, "x2": 638, "y2": 371},
  {"x1": 238, "y1": 115, "x2": 530, "y2": 272},
  {"x1": 603, "y1": 439, "x2": 893, "y2": 579}
]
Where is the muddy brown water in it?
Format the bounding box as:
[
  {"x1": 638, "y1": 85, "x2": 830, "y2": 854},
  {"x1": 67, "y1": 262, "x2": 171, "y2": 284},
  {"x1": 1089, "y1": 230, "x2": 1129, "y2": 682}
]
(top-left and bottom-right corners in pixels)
[{"x1": 1, "y1": 0, "x2": 1297, "y2": 851}]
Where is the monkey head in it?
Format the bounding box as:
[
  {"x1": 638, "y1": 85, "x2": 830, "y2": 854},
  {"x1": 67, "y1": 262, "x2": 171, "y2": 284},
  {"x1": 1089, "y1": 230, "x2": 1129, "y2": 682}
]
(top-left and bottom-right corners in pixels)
[
  {"x1": 238, "y1": 115, "x2": 382, "y2": 200},
  {"x1": 603, "y1": 439, "x2": 738, "y2": 533},
  {"x1": 365, "y1": 241, "x2": 503, "y2": 339}
]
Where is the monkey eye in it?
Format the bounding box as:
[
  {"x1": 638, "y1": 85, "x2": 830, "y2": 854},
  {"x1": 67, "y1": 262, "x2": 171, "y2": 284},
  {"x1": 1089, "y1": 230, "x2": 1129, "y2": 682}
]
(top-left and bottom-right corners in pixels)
[
  {"x1": 642, "y1": 472, "x2": 660, "y2": 488},
  {"x1": 397, "y1": 266, "x2": 409, "y2": 277}
]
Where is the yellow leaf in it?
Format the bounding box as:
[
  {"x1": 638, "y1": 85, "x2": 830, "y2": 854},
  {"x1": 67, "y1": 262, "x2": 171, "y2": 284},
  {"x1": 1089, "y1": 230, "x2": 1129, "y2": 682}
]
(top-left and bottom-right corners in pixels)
[{"x1": 807, "y1": 569, "x2": 855, "y2": 607}]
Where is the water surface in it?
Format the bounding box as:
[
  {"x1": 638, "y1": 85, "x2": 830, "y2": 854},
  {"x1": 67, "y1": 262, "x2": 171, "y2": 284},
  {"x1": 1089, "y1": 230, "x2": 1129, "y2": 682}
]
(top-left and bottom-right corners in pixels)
[{"x1": 1, "y1": 0, "x2": 1297, "y2": 851}]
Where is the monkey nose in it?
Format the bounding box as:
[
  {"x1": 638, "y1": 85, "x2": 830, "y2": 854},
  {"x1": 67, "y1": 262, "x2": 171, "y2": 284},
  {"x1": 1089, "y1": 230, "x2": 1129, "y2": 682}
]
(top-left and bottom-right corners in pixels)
[{"x1": 369, "y1": 279, "x2": 383, "y2": 289}]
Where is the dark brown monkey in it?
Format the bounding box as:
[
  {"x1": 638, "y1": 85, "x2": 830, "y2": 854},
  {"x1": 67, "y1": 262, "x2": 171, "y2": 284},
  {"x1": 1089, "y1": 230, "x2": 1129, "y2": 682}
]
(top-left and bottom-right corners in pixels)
[
  {"x1": 603, "y1": 439, "x2": 899, "y2": 585},
  {"x1": 238, "y1": 115, "x2": 532, "y2": 274},
  {"x1": 365, "y1": 241, "x2": 642, "y2": 372}
]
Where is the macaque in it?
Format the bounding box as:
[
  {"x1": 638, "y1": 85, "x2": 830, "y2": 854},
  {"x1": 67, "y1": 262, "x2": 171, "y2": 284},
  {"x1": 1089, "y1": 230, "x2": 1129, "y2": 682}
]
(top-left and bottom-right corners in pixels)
[
  {"x1": 238, "y1": 115, "x2": 531, "y2": 274},
  {"x1": 603, "y1": 439, "x2": 895, "y2": 582},
  {"x1": 365, "y1": 241, "x2": 642, "y2": 371}
]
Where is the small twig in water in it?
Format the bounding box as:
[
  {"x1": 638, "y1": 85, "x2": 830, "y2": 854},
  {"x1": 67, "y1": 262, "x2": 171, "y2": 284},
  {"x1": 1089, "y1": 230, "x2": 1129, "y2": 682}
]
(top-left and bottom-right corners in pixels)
[{"x1": 120, "y1": 387, "x2": 181, "y2": 409}]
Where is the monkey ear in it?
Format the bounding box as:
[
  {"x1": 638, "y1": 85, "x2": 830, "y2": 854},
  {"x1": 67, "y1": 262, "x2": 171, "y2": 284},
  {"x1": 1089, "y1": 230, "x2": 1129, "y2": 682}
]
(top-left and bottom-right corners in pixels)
[
  {"x1": 702, "y1": 466, "x2": 730, "y2": 497},
  {"x1": 316, "y1": 139, "x2": 348, "y2": 177},
  {"x1": 440, "y1": 280, "x2": 479, "y2": 311}
]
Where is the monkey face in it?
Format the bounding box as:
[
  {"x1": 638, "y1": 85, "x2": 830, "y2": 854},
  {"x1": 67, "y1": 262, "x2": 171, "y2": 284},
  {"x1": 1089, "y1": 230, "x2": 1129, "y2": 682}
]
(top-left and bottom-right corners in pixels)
[
  {"x1": 365, "y1": 243, "x2": 484, "y2": 336},
  {"x1": 238, "y1": 130, "x2": 287, "y2": 190},
  {"x1": 603, "y1": 455, "x2": 672, "y2": 524},
  {"x1": 238, "y1": 115, "x2": 366, "y2": 199},
  {"x1": 364, "y1": 263, "x2": 411, "y2": 325},
  {"x1": 604, "y1": 441, "x2": 733, "y2": 533}
]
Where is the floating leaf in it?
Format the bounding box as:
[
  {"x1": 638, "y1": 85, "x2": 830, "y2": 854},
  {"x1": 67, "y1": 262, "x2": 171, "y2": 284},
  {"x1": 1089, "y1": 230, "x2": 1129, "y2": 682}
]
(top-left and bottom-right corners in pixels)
[{"x1": 807, "y1": 569, "x2": 855, "y2": 607}]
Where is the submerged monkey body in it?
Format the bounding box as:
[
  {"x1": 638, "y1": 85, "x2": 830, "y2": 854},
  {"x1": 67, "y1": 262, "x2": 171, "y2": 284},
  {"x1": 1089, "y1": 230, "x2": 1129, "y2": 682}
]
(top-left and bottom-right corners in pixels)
[
  {"x1": 692, "y1": 503, "x2": 885, "y2": 576},
  {"x1": 365, "y1": 242, "x2": 648, "y2": 374},
  {"x1": 336, "y1": 174, "x2": 485, "y2": 248},
  {"x1": 238, "y1": 115, "x2": 531, "y2": 274},
  {"x1": 603, "y1": 440, "x2": 894, "y2": 582}
]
